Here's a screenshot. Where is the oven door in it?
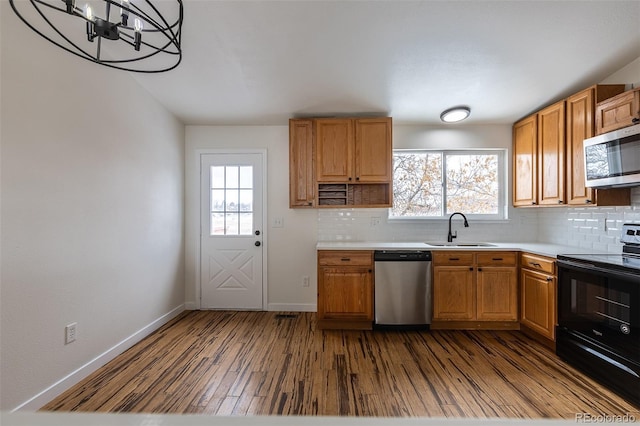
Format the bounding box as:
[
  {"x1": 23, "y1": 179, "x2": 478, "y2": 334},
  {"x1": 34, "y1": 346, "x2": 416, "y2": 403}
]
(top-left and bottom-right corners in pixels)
[{"x1": 557, "y1": 259, "x2": 639, "y2": 360}]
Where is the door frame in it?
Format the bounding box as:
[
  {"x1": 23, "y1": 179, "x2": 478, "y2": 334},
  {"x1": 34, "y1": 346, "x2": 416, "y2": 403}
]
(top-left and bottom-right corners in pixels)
[{"x1": 194, "y1": 148, "x2": 268, "y2": 310}]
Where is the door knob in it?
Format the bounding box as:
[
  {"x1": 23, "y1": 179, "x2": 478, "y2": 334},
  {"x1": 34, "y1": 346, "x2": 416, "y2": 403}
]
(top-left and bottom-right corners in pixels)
[{"x1": 255, "y1": 241, "x2": 261, "y2": 247}]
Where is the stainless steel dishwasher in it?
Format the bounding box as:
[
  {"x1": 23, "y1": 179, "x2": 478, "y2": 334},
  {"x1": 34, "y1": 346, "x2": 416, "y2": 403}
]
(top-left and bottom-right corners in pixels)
[{"x1": 373, "y1": 250, "x2": 432, "y2": 330}]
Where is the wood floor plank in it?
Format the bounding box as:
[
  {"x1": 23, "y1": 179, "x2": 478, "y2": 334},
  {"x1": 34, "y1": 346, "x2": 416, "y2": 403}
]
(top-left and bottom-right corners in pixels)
[{"x1": 41, "y1": 311, "x2": 639, "y2": 418}]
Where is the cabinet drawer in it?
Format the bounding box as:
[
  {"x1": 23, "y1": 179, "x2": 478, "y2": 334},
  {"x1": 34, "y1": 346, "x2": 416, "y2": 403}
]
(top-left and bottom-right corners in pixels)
[
  {"x1": 520, "y1": 253, "x2": 555, "y2": 274},
  {"x1": 318, "y1": 250, "x2": 372, "y2": 266},
  {"x1": 476, "y1": 252, "x2": 517, "y2": 266},
  {"x1": 433, "y1": 251, "x2": 475, "y2": 265}
]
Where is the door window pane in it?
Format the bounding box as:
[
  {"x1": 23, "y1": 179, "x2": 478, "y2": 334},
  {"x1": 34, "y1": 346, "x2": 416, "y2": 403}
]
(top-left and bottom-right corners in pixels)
[{"x1": 210, "y1": 165, "x2": 254, "y2": 235}]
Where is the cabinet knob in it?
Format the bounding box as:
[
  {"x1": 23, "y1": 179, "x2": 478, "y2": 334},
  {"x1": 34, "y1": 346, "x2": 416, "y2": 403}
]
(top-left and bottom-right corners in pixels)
[
  {"x1": 632, "y1": 117, "x2": 639, "y2": 124},
  {"x1": 586, "y1": 199, "x2": 592, "y2": 204},
  {"x1": 348, "y1": 177, "x2": 352, "y2": 181},
  {"x1": 478, "y1": 267, "x2": 483, "y2": 272},
  {"x1": 469, "y1": 267, "x2": 474, "y2": 271},
  {"x1": 531, "y1": 201, "x2": 537, "y2": 205},
  {"x1": 356, "y1": 177, "x2": 360, "y2": 181},
  {"x1": 546, "y1": 277, "x2": 553, "y2": 282},
  {"x1": 558, "y1": 200, "x2": 563, "y2": 204}
]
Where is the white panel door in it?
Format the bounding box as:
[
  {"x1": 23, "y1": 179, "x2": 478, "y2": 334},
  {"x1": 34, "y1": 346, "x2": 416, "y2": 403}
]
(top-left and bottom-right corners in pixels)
[{"x1": 200, "y1": 153, "x2": 264, "y2": 309}]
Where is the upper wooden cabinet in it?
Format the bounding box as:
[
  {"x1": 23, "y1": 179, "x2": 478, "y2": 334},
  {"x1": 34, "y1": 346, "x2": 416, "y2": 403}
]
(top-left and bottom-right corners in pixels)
[
  {"x1": 289, "y1": 119, "x2": 315, "y2": 208},
  {"x1": 316, "y1": 119, "x2": 353, "y2": 182},
  {"x1": 513, "y1": 114, "x2": 537, "y2": 206},
  {"x1": 565, "y1": 85, "x2": 629, "y2": 206},
  {"x1": 316, "y1": 118, "x2": 392, "y2": 183},
  {"x1": 512, "y1": 100, "x2": 564, "y2": 208},
  {"x1": 513, "y1": 84, "x2": 630, "y2": 208},
  {"x1": 595, "y1": 88, "x2": 640, "y2": 135},
  {"x1": 354, "y1": 118, "x2": 393, "y2": 183},
  {"x1": 537, "y1": 100, "x2": 566, "y2": 206},
  {"x1": 289, "y1": 117, "x2": 393, "y2": 208}
]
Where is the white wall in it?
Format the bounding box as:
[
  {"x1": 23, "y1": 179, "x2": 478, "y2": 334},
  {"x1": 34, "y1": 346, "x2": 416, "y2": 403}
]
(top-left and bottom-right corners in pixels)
[
  {"x1": 185, "y1": 126, "x2": 318, "y2": 312},
  {"x1": 0, "y1": 3, "x2": 185, "y2": 411}
]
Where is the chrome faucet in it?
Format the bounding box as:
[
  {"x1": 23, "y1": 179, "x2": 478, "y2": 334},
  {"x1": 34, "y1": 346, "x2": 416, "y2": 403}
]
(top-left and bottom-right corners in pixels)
[{"x1": 447, "y1": 212, "x2": 469, "y2": 242}]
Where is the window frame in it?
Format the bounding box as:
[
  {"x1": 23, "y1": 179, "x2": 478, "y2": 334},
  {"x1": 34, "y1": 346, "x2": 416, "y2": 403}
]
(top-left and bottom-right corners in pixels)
[{"x1": 389, "y1": 149, "x2": 508, "y2": 221}]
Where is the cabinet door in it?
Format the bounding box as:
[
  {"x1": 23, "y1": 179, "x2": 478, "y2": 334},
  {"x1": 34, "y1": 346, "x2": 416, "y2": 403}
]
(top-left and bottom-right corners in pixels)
[
  {"x1": 513, "y1": 115, "x2": 537, "y2": 206},
  {"x1": 520, "y1": 269, "x2": 556, "y2": 340},
  {"x1": 537, "y1": 101, "x2": 565, "y2": 205},
  {"x1": 433, "y1": 266, "x2": 475, "y2": 320},
  {"x1": 316, "y1": 119, "x2": 353, "y2": 182},
  {"x1": 354, "y1": 118, "x2": 392, "y2": 183},
  {"x1": 596, "y1": 89, "x2": 640, "y2": 134},
  {"x1": 318, "y1": 266, "x2": 373, "y2": 321},
  {"x1": 289, "y1": 119, "x2": 315, "y2": 207},
  {"x1": 477, "y1": 267, "x2": 518, "y2": 321},
  {"x1": 566, "y1": 88, "x2": 596, "y2": 206}
]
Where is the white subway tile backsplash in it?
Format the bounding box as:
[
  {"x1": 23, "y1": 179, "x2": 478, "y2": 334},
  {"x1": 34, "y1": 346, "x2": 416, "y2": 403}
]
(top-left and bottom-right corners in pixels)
[{"x1": 317, "y1": 188, "x2": 640, "y2": 254}]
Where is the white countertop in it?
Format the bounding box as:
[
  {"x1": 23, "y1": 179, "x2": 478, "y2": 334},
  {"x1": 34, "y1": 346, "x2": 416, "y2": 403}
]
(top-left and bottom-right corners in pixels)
[{"x1": 316, "y1": 242, "x2": 607, "y2": 258}]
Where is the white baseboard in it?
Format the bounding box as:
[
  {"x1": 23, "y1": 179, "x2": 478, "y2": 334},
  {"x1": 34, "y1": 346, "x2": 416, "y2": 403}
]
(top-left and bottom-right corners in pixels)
[
  {"x1": 13, "y1": 304, "x2": 185, "y2": 412},
  {"x1": 184, "y1": 301, "x2": 198, "y2": 310},
  {"x1": 267, "y1": 303, "x2": 316, "y2": 312}
]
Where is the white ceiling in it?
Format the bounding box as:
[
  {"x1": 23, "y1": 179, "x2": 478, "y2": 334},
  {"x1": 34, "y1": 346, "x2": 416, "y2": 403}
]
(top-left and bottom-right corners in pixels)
[{"x1": 131, "y1": 0, "x2": 640, "y2": 126}]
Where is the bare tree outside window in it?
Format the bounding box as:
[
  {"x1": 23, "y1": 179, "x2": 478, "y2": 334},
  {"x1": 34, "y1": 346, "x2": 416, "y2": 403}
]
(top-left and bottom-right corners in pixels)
[{"x1": 392, "y1": 151, "x2": 503, "y2": 219}]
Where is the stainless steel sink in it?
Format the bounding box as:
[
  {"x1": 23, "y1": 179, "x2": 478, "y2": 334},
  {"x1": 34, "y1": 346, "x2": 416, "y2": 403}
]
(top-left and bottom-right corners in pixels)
[{"x1": 424, "y1": 242, "x2": 497, "y2": 247}]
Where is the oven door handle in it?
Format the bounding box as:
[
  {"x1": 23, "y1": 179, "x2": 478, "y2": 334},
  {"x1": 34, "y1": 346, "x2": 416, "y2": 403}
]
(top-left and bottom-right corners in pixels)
[{"x1": 557, "y1": 259, "x2": 640, "y2": 282}]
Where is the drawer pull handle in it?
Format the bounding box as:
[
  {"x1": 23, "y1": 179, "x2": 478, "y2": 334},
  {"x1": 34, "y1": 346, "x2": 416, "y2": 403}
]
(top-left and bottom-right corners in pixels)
[
  {"x1": 449, "y1": 257, "x2": 460, "y2": 261},
  {"x1": 492, "y1": 258, "x2": 503, "y2": 261},
  {"x1": 530, "y1": 262, "x2": 542, "y2": 268},
  {"x1": 341, "y1": 258, "x2": 351, "y2": 262}
]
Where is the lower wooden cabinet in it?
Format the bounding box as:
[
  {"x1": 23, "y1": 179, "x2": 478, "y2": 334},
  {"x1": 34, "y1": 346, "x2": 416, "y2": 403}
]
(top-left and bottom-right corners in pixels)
[
  {"x1": 432, "y1": 251, "x2": 518, "y2": 329},
  {"x1": 520, "y1": 253, "x2": 557, "y2": 344},
  {"x1": 433, "y1": 265, "x2": 475, "y2": 320},
  {"x1": 317, "y1": 250, "x2": 373, "y2": 329}
]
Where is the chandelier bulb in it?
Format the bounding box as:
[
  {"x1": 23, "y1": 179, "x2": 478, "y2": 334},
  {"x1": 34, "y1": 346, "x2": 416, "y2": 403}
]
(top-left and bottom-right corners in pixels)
[
  {"x1": 134, "y1": 18, "x2": 143, "y2": 51},
  {"x1": 84, "y1": 4, "x2": 93, "y2": 20}
]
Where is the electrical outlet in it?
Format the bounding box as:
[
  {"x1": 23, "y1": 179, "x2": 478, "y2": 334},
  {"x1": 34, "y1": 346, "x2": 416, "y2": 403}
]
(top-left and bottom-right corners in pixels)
[
  {"x1": 370, "y1": 216, "x2": 381, "y2": 227},
  {"x1": 273, "y1": 217, "x2": 284, "y2": 228},
  {"x1": 302, "y1": 275, "x2": 310, "y2": 287},
  {"x1": 65, "y1": 322, "x2": 77, "y2": 344}
]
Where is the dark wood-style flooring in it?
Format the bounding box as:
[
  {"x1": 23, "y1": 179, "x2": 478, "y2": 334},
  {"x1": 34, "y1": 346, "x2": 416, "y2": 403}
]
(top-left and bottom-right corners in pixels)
[{"x1": 42, "y1": 311, "x2": 639, "y2": 418}]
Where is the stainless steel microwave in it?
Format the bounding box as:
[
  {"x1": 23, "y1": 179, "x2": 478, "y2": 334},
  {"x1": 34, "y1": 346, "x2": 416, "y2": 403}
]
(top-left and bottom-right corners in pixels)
[{"x1": 584, "y1": 123, "x2": 640, "y2": 188}]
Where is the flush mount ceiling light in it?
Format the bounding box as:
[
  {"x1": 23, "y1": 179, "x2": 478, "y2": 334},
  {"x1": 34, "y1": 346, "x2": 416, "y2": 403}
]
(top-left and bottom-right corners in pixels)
[
  {"x1": 440, "y1": 106, "x2": 471, "y2": 123},
  {"x1": 9, "y1": 0, "x2": 183, "y2": 73}
]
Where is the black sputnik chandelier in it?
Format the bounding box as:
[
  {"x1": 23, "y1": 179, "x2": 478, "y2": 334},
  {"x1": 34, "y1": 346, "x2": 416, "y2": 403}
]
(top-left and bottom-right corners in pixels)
[{"x1": 9, "y1": 0, "x2": 183, "y2": 73}]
